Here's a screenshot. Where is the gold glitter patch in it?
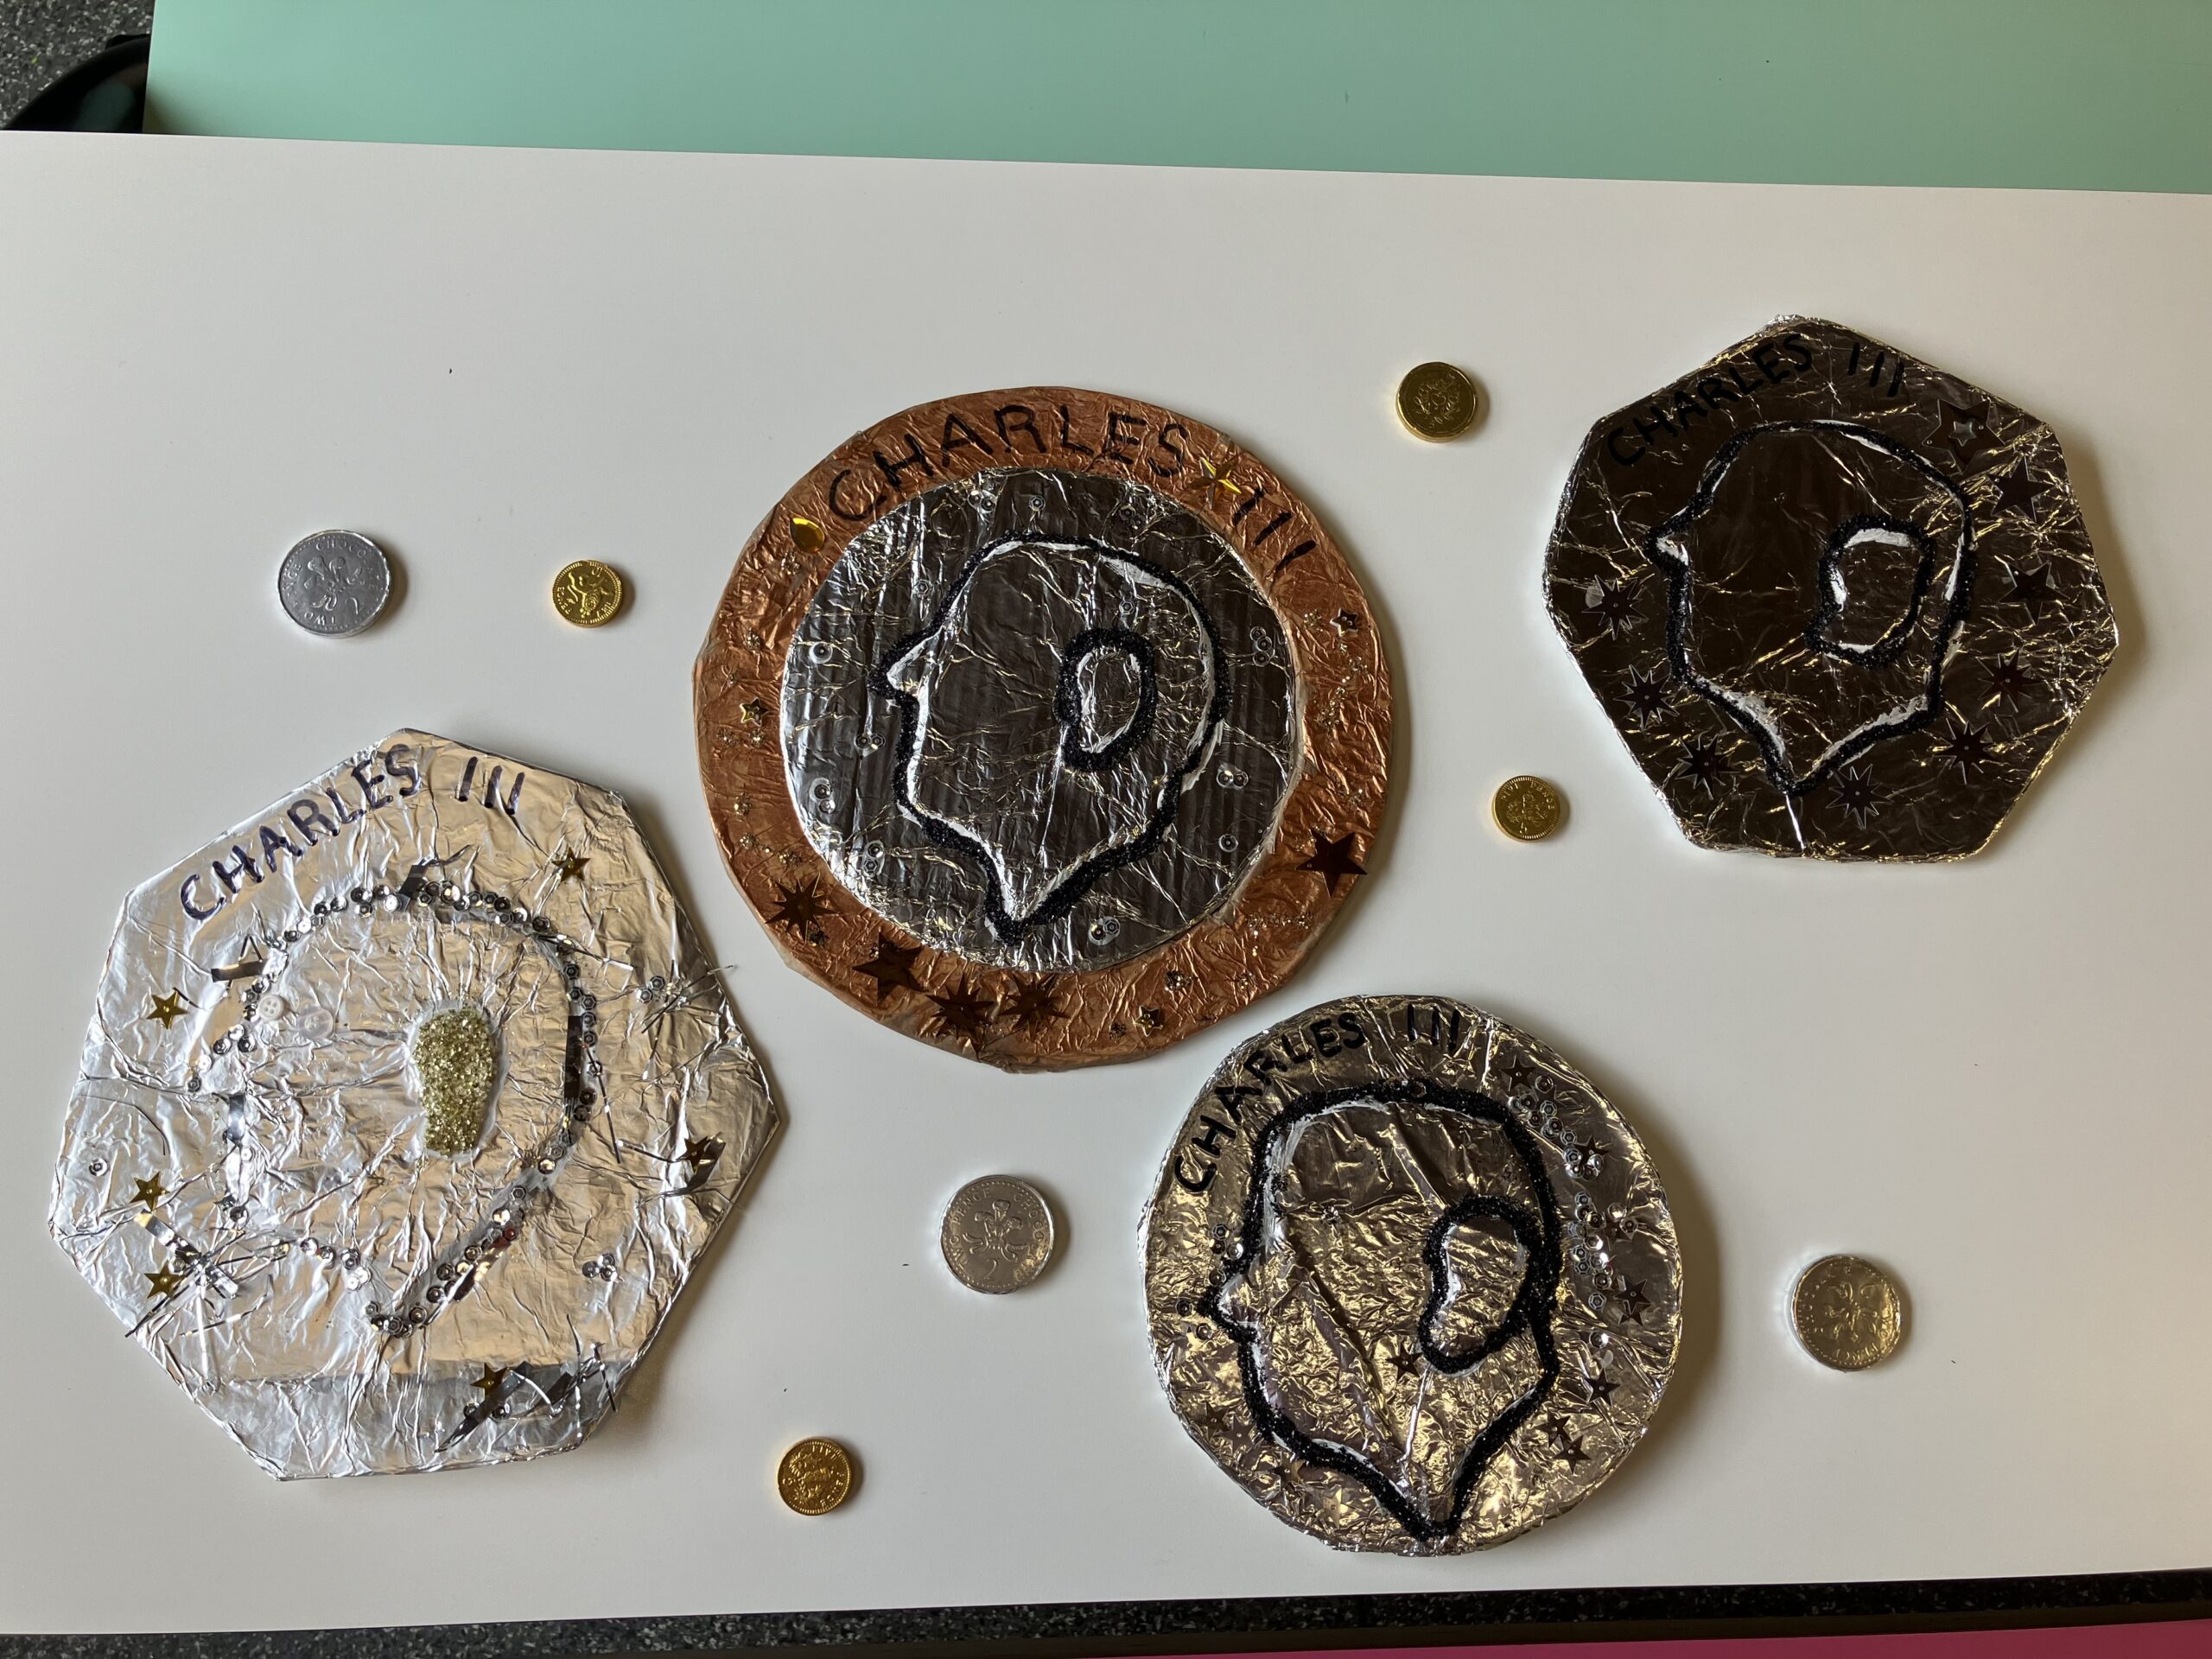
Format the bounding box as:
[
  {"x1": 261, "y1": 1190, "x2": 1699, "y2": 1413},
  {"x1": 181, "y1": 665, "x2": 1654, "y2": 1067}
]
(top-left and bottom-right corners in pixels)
[{"x1": 411, "y1": 1005, "x2": 497, "y2": 1154}]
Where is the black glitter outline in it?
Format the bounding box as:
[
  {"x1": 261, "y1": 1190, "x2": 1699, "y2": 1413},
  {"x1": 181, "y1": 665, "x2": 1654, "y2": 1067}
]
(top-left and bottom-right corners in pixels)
[
  {"x1": 1207, "y1": 1079, "x2": 1562, "y2": 1546},
  {"x1": 1054, "y1": 626, "x2": 1159, "y2": 772},
  {"x1": 1643, "y1": 419, "x2": 1977, "y2": 797},
  {"x1": 875, "y1": 532, "x2": 1231, "y2": 944}
]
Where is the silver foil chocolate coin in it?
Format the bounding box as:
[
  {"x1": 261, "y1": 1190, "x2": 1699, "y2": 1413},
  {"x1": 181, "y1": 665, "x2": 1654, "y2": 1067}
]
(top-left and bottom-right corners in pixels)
[{"x1": 277, "y1": 530, "x2": 392, "y2": 637}]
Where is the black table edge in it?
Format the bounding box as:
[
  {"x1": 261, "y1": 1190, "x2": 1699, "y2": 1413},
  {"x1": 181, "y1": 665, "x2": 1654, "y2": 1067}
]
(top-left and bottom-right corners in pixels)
[{"x1": 9, "y1": 1570, "x2": 2209, "y2": 1657}]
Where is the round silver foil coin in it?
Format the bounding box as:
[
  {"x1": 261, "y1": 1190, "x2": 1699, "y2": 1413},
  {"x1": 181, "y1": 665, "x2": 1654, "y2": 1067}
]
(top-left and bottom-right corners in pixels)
[
  {"x1": 277, "y1": 530, "x2": 393, "y2": 637},
  {"x1": 1143, "y1": 994, "x2": 1682, "y2": 1553}
]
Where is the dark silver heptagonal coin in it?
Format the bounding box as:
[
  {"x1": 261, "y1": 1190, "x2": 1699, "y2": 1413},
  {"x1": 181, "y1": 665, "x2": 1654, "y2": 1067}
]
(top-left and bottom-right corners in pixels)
[
  {"x1": 278, "y1": 531, "x2": 393, "y2": 638},
  {"x1": 1143, "y1": 994, "x2": 1682, "y2": 1554}
]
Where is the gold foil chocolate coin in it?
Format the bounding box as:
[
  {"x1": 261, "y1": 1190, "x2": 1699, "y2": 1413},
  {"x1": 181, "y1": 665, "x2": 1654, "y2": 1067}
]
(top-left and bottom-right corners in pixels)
[
  {"x1": 941, "y1": 1176, "x2": 1055, "y2": 1294},
  {"x1": 1491, "y1": 775, "x2": 1564, "y2": 841},
  {"x1": 1144, "y1": 995, "x2": 1682, "y2": 1554},
  {"x1": 1395, "y1": 361, "x2": 1480, "y2": 441},
  {"x1": 777, "y1": 1437, "x2": 855, "y2": 1515},
  {"x1": 1791, "y1": 1255, "x2": 1904, "y2": 1370},
  {"x1": 551, "y1": 559, "x2": 625, "y2": 627},
  {"x1": 696, "y1": 388, "x2": 1391, "y2": 1071}
]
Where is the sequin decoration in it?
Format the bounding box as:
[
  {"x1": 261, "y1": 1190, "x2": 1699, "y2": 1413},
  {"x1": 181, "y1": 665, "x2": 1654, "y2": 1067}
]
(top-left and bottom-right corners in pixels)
[{"x1": 48, "y1": 729, "x2": 779, "y2": 1478}]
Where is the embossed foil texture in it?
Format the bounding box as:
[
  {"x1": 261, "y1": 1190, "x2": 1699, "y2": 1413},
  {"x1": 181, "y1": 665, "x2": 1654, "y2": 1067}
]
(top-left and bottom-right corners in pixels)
[
  {"x1": 784, "y1": 467, "x2": 1296, "y2": 973},
  {"x1": 1145, "y1": 996, "x2": 1681, "y2": 1554},
  {"x1": 48, "y1": 731, "x2": 779, "y2": 1478},
  {"x1": 698, "y1": 389, "x2": 1390, "y2": 1071},
  {"x1": 1546, "y1": 318, "x2": 2116, "y2": 859}
]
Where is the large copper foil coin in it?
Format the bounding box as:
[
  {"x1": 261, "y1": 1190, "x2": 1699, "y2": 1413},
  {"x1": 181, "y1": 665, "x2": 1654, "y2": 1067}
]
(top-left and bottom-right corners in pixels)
[
  {"x1": 1144, "y1": 995, "x2": 1681, "y2": 1553},
  {"x1": 697, "y1": 389, "x2": 1390, "y2": 1069},
  {"x1": 1546, "y1": 318, "x2": 2116, "y2": 858},
  {"x1": 48, "y1": 730, "x2": 780, "y2": 1478}
]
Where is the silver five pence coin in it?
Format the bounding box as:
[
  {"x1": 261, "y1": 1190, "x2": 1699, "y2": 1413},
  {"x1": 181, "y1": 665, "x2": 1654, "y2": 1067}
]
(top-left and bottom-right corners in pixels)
[
  {"x1": 940, "y1": 1177, "x2": 1056, "y2": 1294},
  {"x1": 278, "y1": 531, "x2": 393, "y2": 638}
]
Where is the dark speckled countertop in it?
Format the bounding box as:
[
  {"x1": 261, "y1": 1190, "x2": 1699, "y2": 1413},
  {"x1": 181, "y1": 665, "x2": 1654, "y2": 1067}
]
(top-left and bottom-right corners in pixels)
[{"x1": 0, "y1": 0, "x2": 151, "y2": 124}]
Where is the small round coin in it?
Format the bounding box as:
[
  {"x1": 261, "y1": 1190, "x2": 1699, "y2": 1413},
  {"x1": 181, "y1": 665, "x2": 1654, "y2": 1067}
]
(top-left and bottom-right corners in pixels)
[
  {"x1": 551, "y1": 559, "x2": 625, "y2": 627},
  {"x1": 1491, "y1": 775, "x2": 1565, "y2": 841},
  {"x1": 940, "y1": 1176, "x2": 1056, "y2": 1294},
  {"x1": 1395, "y1": 361, "x2": 1480, "y2": 441},
  {"x1": 1792, "y1": 1255, "x2": 1904, "y2": 1370},
  {"x1": 776, "y1": 1437, "x2": 855, "y2": 1515},
  {"x1": 277, "y1": 531, "x2": 392, "y2": 638}
]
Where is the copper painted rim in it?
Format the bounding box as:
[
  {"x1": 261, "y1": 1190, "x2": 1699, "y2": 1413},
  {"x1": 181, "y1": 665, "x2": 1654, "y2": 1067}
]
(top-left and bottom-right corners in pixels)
[{"x1": 696, "y1": 387, "x2": 1390, "y2": 1070}]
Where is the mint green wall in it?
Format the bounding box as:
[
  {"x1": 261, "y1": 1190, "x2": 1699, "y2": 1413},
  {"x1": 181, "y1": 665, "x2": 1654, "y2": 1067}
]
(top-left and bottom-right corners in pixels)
[{"x1": 148, "y1": 1, "x2": 2211, "y2": 192}]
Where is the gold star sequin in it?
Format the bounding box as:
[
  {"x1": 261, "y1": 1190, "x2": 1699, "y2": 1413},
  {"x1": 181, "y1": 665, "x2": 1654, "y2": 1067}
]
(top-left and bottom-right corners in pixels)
[
  {"x1": 144, "y1": 989, "x2": 188, "y2": 1029},
  {"x1": 1197, "y1": 454, "x2": 1243, "y2": 508},
  {"x1": 145, "y1": 1265, "x2": 186, "y2": 1297},
  {"x1": 470, "y1": 1364, "x2": 509, "y2": 1396},
  {"x1": 551, "y1": 850, "x2": 589, "y2": 882},
  {"x1": 131, "y1": 1173, "x2": 168, "y2": 1208}
]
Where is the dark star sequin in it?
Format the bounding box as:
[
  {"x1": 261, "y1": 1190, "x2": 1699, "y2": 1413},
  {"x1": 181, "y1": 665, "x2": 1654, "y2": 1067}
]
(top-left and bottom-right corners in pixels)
[
  {"x1": 1586, "y1": 578, "x2": 1639, "y2": 637},
  {"x1": 1297, "y1": 831, "x2": 1366, "y2": 896},
  {"x1": 1001, "y1": 976, "x2": 1068, "y2": 1033},
  {"x1": 1991, "y1": 461, "x2": 2044, "y2": 522},
  {"x1": 1675, "y1": 737, "x2": 1728, "y2": 794},
  {"x1": 1936, "y1": 397, "x2": 1989, "y2": 449},
  {"x1": 923, "y1": 980, "x2": 994, "y2": 1046},
  {"x1": 851, "y1": 936, "x2": 923, "y2": 1003},
  {"x1": 2008, "y1": 563, "x2": 2056, "y2": 621},
  {"x1": 1621, "y1": 665, "x2": 1673, "y2": 726},
  {"x1": 1832, "y1": 766, "x2": 1876, "y2": 828},
  {"x1": 1934, "y1": 720, "x2": 1994, "y2": 782},
  {"x1": 766, "y1": 875, "x2": 835, "y2": 938},
  {"x1": 1985, "y1": 655, "x2": 2037, "y2": 709}
]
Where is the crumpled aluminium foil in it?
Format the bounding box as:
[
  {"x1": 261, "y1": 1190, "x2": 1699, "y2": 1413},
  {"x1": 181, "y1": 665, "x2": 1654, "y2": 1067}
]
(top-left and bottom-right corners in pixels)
[
  {"x1": 49, "y1": 730, "x2": 779, "y2": 1478},
  {"x1": 781, "y1": 466, "x2": 1299, "y2": 974},
  {"x1": 1545, "y1": 317, "x2": 2117, "y2": 859},
  {"x1": 1145, "y1": 995, "x2": 1681, "y2": 1554}
]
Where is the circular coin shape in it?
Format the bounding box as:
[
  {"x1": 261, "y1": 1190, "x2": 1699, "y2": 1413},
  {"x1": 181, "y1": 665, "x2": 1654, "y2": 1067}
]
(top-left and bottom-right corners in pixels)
[
  {"x1": 1395, "y1": 362, "x2": 1480, "y2": 441},
  {"x1": 1491, "y1": 775, "x2": 1565, "y2": 841},
  {"x1": 777, "y1": 1437, "x2": 855, "y2": 1514},
  {"x1": 940, "y1": 1176, "x2": 1056, "y2": 1294},
  {"x1": 277, "y1": 531, "x2": 392, "y2": 638},
  {"x1": 1144, "y1": 995, "x2": 1681, "y2": 1554},
  {"x1": 552, "y1": 559, "x2": 625, "y2": 627},
  {"x1": 1791, "y1": 1255, "x2": 1904, "y2": 1370},
  {"x1": 696, "y1": 388, "x2": 1391, "y2": 1070}
]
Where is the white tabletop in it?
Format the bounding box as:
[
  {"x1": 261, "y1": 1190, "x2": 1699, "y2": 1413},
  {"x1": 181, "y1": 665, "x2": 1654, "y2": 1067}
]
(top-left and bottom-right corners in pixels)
[{"x1": 0, "y1": 133, "x2": 2206, "y2": 1633}]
